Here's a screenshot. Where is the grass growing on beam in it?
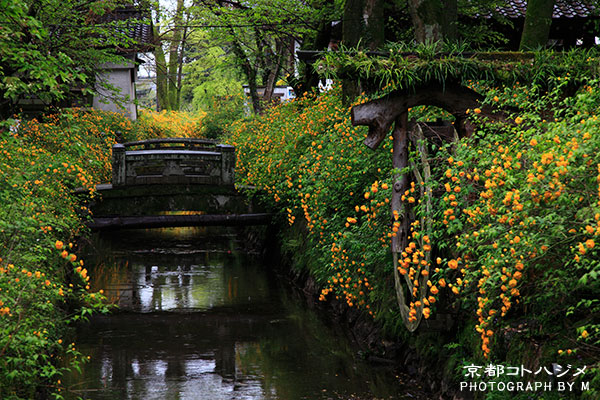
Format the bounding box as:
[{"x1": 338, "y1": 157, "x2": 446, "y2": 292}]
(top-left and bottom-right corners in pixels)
[{"x1": 318, "y1": 43, "x2": 600, "y2": 95}]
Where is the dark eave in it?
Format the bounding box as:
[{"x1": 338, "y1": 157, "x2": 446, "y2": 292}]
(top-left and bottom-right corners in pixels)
[
  {"x1": 498, "y1": 0, "x2": 595, "y2": 19},
  {"x1": 101, "y1": 5, "x2": 155, "y2": 52}
]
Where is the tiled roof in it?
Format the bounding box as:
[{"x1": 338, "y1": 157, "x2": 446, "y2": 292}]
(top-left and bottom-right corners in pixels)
[
  {"x1": 498, "y1": 0, "x2": 595, "y2": 18},
  {"x1": 102, "y1": 5, "x2": 154, "y2": 51}
]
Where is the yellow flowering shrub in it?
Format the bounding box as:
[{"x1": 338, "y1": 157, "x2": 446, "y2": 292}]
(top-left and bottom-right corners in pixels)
[
  {"x1": 0, "y1": 108, "x2": 175, "y2": 398},
  {"x1": 137, "y1": 109, "x2": 206, "y2": 139},
  {"x1": 226, "y1": 79, "x2": 600, "y2": 397}
]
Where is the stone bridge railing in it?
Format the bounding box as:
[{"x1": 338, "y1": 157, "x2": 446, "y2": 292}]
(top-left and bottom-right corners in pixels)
[{"x1": 111, "y1": 138, "x2": 235, "y2": 186}]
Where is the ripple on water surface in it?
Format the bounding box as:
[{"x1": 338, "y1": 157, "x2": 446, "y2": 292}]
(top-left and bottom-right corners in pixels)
[{"x1": 64, "y1": 227, "x2": 424, "y2": 399}]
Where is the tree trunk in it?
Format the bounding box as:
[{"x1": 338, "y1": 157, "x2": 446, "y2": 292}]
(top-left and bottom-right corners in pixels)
[
  {"x1": 363, "y1": 0, "x2": 385, "y2": 50},
  {"x1": 229, "y1": 33, "x2": 262, "y2": 114},
  {"x1": 342, "y1": 0, "x2": 365, "y2": 49},
  {"x1": 154, "y1": 24, "x2": 170, "y2": 111},
  {"x1": 263, "y1": 40, "x2": 285, "y2": 105},
  {"x1": 167, "y1": 0, "x2": 185, "y2": 110},
  {"x1": 519, "y1": 0, "x2": 555, "y2": 50},
  {"x1": 341, "y1": 0, "x2": 384, "y2": 50},
  {"x1": 246, "y1": 68, "x2": 262, "y2": 114},
  {"x1": 175, "y1": 18, "x2": 189, "y2": 111},
  {"x1": 407, "y1": 0, "x2": 457, "y2": 44},
  {"x1": 341, "y1": 0, "x2": 385, "y2": 104}
]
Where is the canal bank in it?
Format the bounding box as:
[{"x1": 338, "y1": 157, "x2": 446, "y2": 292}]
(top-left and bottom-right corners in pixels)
[
  {"x1": 65, "y1": 226, "x2": 430, "y2": 399},
  {"x1": 266, "y1": 222, "x2": 463, "y2": 399}
]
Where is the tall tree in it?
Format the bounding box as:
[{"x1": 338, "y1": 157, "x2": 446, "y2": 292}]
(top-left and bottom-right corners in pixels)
[
  {"x1": 154, "y1": 23, "x2": 170, "y2": 111},
  {"x1": 519, "y1": 0, "x2": 556, "y2": 50},
  {"x1": 194, "y1": 0, "x2": 324, "y2": 114},
  {"x1": 179, "y1": 30, "x2": 244, "y2": 111},
  {"x1": 153, "y1": 0, "x2": 191, "y2": 111},
  {"x1": 167, "y1": 0, "x2": 186, "y2": 110}
]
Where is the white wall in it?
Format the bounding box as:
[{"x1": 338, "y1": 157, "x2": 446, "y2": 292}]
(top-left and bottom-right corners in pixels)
[{"x1": 93, "y1": 61, "x2": 138, "y2": 120}]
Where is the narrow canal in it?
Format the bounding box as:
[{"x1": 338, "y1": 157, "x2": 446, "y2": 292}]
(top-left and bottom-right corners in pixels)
[{"x1": 65, "y1": 226, "x2": 423, "y2": 399}]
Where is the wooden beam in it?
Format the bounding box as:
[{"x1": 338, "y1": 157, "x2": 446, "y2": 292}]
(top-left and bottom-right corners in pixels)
[
  {"x1": 351, "y1": 82, "x2": 511, "y2": 149},
  {"x1": 87, "y1": 213, "x2": 273, "y2": 231},
  {"x1": 391, "y1": 113, "x2": 410, "y2": 254}
]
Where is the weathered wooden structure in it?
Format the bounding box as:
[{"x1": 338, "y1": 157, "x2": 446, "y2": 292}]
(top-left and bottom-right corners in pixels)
[
  {"x1": 112, "y1": 138, "x2": 235, "y2": 186},
  {"x1": 320, "y1": 46, "x2": 598, "y2": 333},
  {"x1": 351, "y1": 82, "x2": 509, "y2": 332}
]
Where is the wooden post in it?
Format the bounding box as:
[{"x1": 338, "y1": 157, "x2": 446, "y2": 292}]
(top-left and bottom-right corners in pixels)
[
  {"x1": 112, "y1": 143, "x2": 126, "y2": 186},
  {"x1": 391, "y1": 112, "x2": 424, "y2": 332},
  {"x1": 217, "y1": 144, "x2": 235, "y2": 185},
  {"x1": 391, "y1": 112, "x2": 410, "y2": 254}
]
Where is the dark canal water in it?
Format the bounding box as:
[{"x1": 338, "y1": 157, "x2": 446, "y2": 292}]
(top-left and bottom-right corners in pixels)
[{"x1": 65, "y1": 227, "x2": 422, "y2": 399}]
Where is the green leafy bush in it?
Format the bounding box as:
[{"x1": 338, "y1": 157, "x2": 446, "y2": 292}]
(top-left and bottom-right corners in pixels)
[
  {"x1": 225, "y1": 81, "x2": 600, "y2": 397},
  {"x1": 201, "y1": 95, "x2": 246, "y2": 139},
  {"x1": 0, "y1": 109, "x2": 141, "y2": 399}
]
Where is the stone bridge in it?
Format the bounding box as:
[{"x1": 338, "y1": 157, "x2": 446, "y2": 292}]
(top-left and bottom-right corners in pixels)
[
  {"x1": 111, "y1": 138, "x2": 235, "y2": 186},
  {"x1": 84, "y1": 138, "x2": 271, "y2": 230}
]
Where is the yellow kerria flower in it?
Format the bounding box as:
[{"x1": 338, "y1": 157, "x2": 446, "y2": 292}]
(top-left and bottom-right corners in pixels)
[{"x1": 581, "y1": 330, "x2": 589, "y2": 339}]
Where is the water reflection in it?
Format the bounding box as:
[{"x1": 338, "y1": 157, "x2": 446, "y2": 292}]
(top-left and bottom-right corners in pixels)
[
  {"x1": 92, "y1": 256, "x2": 269, "y2": 313},
  {"x1": 66, "y1": 228, "x2": 419, "y2": 399}
]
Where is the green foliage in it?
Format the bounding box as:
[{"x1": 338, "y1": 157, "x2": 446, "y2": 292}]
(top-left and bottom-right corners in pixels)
[
  {"x1": 180, "y1": 31, "x2": 245, "y2": 111},
  {"x1": 318, "y1": 46, "x2": 600, "y2": 95},
  {"x1": 189, "y1": 0, "x2": 334, "y2": 113},
  {"x1": 175, "y1": 31, "x2": 247, "y2": 137},
  {"x1": 455, "y1": 20, "x2": 510, "y2": 48},
  {"x1": 225, "y1": 78, "x2": 600, "y2": 395},
  {"x1": 0, "y1": 109, "x2": 153, "y2": 398},
  {"x1": 200, "y1": 95, "x2": 246, "y2": 139}
]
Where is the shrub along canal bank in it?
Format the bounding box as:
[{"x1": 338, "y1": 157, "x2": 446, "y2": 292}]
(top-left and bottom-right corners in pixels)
[
  {"x1": 0, "y1": 110, "x2": 203, "y2": 399},
  {"x1": 0, "y1": 111, "x2": 124, "y2": 399},
  {"x1": 225, "y1": 84, "x2": 600, "y2": 399}
]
